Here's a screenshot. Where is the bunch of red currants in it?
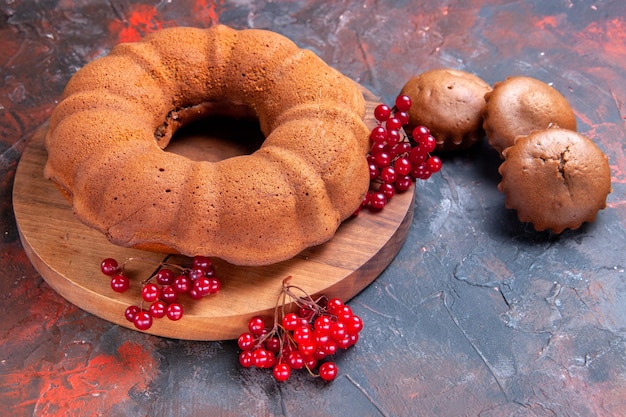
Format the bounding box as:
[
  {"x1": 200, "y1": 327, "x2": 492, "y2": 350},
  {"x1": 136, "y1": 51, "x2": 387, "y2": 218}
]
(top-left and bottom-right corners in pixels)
[
  {"x1": 237, "y1": 277, "x2": 363, "y2": 382},
  {"x1": 361, "y1": 94, "x2": 442, "y2": 212},
  {"x1": 100, "y1": 255, "x2": 220, "y2": 331}
]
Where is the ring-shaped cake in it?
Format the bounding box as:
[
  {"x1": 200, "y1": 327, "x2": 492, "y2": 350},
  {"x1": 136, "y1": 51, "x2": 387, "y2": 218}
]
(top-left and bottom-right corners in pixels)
[{"x1": 44, "y1": 25, "x2": 370, "y2": 266}]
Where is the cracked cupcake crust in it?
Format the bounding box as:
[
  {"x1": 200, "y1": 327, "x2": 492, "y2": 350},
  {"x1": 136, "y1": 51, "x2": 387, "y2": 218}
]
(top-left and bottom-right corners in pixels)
[{"x1": 498, "y1": 128, "x2": 611, "y2": 233}]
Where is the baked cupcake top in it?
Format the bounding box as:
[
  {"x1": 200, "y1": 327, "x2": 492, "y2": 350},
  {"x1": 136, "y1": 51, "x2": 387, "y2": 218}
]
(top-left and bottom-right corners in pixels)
[
  {"x1": 483, "y1": 76, "x2": 577, "y2": 156},
  {"x1": 400, "y1": 69, "x2": 492, "y2": 152},
  {"x1": 498, "y1": 128, "x2": 611, "y2": 233}
]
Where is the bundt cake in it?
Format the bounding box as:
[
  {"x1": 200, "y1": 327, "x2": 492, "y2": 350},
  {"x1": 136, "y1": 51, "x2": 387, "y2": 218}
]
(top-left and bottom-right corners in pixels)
[{"x1": 44, "y1": 25, "x2": 371, "y2": 266}]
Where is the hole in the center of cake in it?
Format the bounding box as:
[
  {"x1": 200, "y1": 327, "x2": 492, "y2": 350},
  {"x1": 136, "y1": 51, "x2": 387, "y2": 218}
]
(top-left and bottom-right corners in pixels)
[
  {"x1": 161, "y1": 102, "x2": 265, "y2": 162},
  {"x1": 166, "y1": 116, "x2": 265, "y2": 162}
]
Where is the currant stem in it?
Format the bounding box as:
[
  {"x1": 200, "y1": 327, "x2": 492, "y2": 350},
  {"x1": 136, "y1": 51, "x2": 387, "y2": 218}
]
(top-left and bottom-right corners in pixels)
[
  {"x1": 279, "y1": 277, "x2": 325, "y2": 319},
  {"x1": 140, "y1": 254, "x2": 176, "y2": 285}
]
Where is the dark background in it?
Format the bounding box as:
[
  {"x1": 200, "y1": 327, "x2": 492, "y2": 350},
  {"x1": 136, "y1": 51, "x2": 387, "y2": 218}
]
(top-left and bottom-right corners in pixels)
[{"x1": 1, "y1": 1, "x2": 625, "y2": 416}]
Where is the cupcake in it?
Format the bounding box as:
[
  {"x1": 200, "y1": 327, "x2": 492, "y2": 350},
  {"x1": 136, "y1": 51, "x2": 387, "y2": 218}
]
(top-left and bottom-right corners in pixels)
[
  {"x1": 483, "y1": 76, "x2": 577, "y2": 156},
  {"x1": 400, "y1": 69, "x2": 492, "y2": 151},
  {"x1": 498, "y1": 128, "x2": 611, "y2": 233}
]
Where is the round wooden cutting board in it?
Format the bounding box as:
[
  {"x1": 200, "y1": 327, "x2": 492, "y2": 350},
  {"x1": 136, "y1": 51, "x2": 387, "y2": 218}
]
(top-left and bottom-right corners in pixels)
[{"x1": 13, "y1": 88, "x2": 415, "y2": 341}]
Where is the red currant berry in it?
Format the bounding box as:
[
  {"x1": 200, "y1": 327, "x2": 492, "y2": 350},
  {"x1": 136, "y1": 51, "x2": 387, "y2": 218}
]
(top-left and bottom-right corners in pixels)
[
  {"x1": 314, "y1": 331, "x2": 331, "y2": 347},
  {"x1": 411, "y1": 164, "x2": 432, "y2": 180},
  {"x1": 159, "y1": 285, "x2": 178, "y2": 303},
  {"x1": 124, "y1": 305, "x2": 140, "y2": 322},
  {"x1": 100, "y1": 258, "x2": 119, "y2": 276},
  {"x1": 380, "y1": 166, "x2": 397, "y2": 183},
  {"x1": 412, "y1": 125, "x2": 431, "y2": 142},
  {"x1": 373, "y1": 152, "x2": 391, "y2": 168},
  {"x1": 323, "y1": 341, "x2": 338, "y2": 356},
  {"x1": 149, "y1": 300, "x2": 167, "y2": 319},
  {"x1": 166, "y1": 303, "x2": 184, "y2": 321},
  {"x1": 379, "y1": 182, "x2": 396, "y2": 200},
  {"x1": 110, "y1": 274, "x2": 130, "y2": 293},
  {"x1": 374, "y1": 104, "x2": 391, "y2": 122},
  {"x1": 394, "y1": 157, "x2": 412, "y2": 176},
  {"x1": 395, "y1": 175, "x2": 413, "y2": 192},
  {"x1": 369, "y1": 192, "x2": 387, "y2": 210},
  {"x1": 344, "y1": 314, "x2": 363, "y2": 334},
  {"x1": 297, "y1": 305, "x2": 315, "y2": 320},
  {"x1": 327, "y1": 298, "x2": 344, "y2": 315},
  {"x1": 155, "y1": 268, "x2": 175, "y2": 285},
  {"x1": 238, "y1": 332, "x2": 256, "y2": 351},
  {"x1": 248, "y1": 316, "x2": 266, "y2": 336},
  {"x1": 265, "y1": 352, "x2": 277, "y2": 369},
  {"x1": 409, "y1": 146, "x2": 428, "y2": 165},
  {"x1": 203, "y1": 265, "x2": 216, "y2": 277},
  {"x1": 293, "y1": 325, "x2": 313, "y2": 343},
  {"x1": 303, "y1": 355, "x2": 318, "y2": 370},
  {"x1": 319, "y1": 361, "x2": 338, "y2": 381},
  {"x1": 313, "y1": 315, "x2": 333, "y2": 334},
  {"x1": 133, "y1": 310, "x2": 153, "y2": 331},
  {"x1": 370, "y1": 141, "x2": 387, "y2": 155},
  {"x1": 208, "y1": 278, "x2": 221, "y2": 294},
  {"x1": 312, "y1": 346, "x2": 328, "y2": 360},
  {"x1": 192, "y1": 276, "x2": 212, "y2": 297},
  {"x1": 281, "y1": 341, "x2": 294, "y2": 357},
  {"x1": 298, "y1": 340, "x2": 317, "y2": 356},
  {"x1": 336, "y1": 305, "x2": 354, "y2": 323},
  {"x1": 287, "y1": 350, "x2": 305, "y2": 370},
  {"x1": 369, "y1": 163, "x2": 379, "y2": 181},
  {"x1": 265, "y1": 336, "x2": 281, "y2": 354},
  {"x1": 239, "y1": 350, "x2": 254, "y2": 368},
  {"x1": 265, "y1": 351, "x2": 277, "y2": 368},
  {"x1": 188, "y1": 268, "x2": 205, "y2": 281},
  {"x1": 330, "y1": 321, "x2": 348, "y2": 342},
  {"x1": 141, "y1": 283, "x2": 160, "y2": 302},
  {"x1": 395, "y1": 110, "x2": 409, "y2": 125},
  {"x1": 385, "y1": 117, "x2": 402, "y2": 132},
  {"x1": 253, "y1": 348, "x2": 275, "y2": 368},
  {"x1": 187, "y1": 288, "x2": 203, "y2": 300},
  {"x1": 192, "y1": 255, "x2": 212, "y2": 271},
  {"x1": 369, "y1": 126, "x2": 387, "y2": 143},
  {"x1": 173, "y1": 275, "x2": 191, "y2": 294},
  {"x1": 362, "y1": 191, "x2": 372, "y2": 208},
  {"x1": 282, "y1": 312, "x2": 300, "y2": 331},
  {"x1": 426, "y1": 155, "x2": 443, "y2": 173},
  {"x1": 273, "y1": 363, "x2": 291, "y2": 382},
  {"x1": 419, "y1": 134, "x2": 437, "y2": 154},
  {"x1": 395, "y1": 94, "x2": 412, "y2": 112},
  {"x1": 391, "y1": 141, "x2": 412, "y2": 157},
  {"x1": 336, "y1": 334, "x2": 354, "y2": 349},
  {"x1": 386, "y1": 128, "x2": 401, "y2": 146}
]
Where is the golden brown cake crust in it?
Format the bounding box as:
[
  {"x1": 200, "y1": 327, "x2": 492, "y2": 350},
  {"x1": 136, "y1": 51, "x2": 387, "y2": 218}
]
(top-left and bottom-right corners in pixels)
[
  {"x1": 498, "y1": 128, "x2": 611, "y2": 233},
  {"x1": 44, "y1": 25, "x2": 370, "y2": 266},
  {"x1": 483, "y1": 76, "x2": 577, "y2": 156},
  {"x1": 400, "y1": 69, "x2": 492, "y2": 151}
]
